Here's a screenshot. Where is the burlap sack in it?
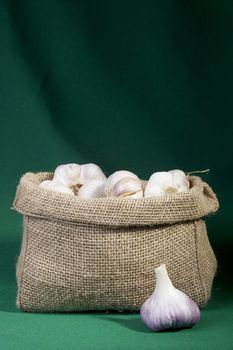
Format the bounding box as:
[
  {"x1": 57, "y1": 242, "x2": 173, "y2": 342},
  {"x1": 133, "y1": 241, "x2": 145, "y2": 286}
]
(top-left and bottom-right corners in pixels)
[{"x1": 13, "y1": 172, "x2": 219, "y2": 312}]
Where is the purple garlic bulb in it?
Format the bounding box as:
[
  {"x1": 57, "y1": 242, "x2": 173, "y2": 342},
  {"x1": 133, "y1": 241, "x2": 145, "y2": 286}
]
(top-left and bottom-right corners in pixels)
[{"x1": 140, "y1": 264, "x2": 200, "y2": 332}]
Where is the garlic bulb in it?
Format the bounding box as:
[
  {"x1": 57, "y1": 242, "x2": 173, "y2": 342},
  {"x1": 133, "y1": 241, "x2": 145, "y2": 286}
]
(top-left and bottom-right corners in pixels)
[
  {"x1": 53, "y1": 163, "x2": 106, "y2": 193},
  {"x1": 39, "y1": 180, "x2": 74, "y2": 195},
  {"x1": 168, "y1": 169, "x2": 190, "y2": 193},
  {"x1": 140, "y1": 264, "x2": 200, "y2": 331},
  {"x1": 53, "y1": 163, "x2": 81, "y2": 193},
  {"x1": 144, "y1": 169, "x2": 190, "y2": 197},
  {"x1": 145, "y1": 172, "x2": 173, "y2": 197},
  {"x1": 77, "y1": 180, "x2": 106, "y2": 199},
  {"x1": 105, "y1": 170, "x2": 143, "y2": 198}
]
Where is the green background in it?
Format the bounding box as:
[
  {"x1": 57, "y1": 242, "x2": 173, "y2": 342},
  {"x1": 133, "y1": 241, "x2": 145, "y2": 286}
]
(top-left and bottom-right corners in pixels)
[{"x1": 1, "y1": 0, "x2": 232, "y2": 349}]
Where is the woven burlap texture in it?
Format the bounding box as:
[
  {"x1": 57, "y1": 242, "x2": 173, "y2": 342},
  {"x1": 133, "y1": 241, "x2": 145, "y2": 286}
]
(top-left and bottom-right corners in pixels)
[{"x1": 13, "y1": 172, "x2": 219, "y2": 312}]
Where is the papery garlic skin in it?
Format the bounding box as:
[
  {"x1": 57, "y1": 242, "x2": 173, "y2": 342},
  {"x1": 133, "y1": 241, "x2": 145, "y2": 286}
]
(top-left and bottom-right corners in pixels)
[
  {"x1": 53, "y1": 163, "x2": 81, "y2": 189},
  {"x1": 144, "y1": 172, "x2": 174, "y2": 198},
  {"x1": 39, "y1": 180, "x2": 74, "y2": 195},
  {"x1": 78, "y1": 163, "x2": 106, "y2": 185},
  {"x1": 140, "y1": 264, "x2": 200, "y2": 332},
  {"x1": 144, "y1": 170, "x2": 190, "y2": 198},
  {"x1": 53, "y1": 163, "x2": 106, "y2": 193},
  {"x1": 105, "y1": 171, "x2": 143, "y2": 198},
  {"x1": 110, "y1": 177, "x2": 143, "y2": 198},
  {"x1": 77, "y1": 180, "x2": 106, "y2": 199},
  {"x1": 168, "y1": 169, "x2": 190, "y2": 193}
]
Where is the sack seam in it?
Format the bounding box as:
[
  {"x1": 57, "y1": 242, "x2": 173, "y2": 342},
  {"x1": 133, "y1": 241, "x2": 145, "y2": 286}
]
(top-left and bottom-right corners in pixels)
[
  {"x1": 194, "y1": 220, "x2": 207, "y2": 304},
  {"x1": 17, "y1": 215, "x2": 29, "y2": 310}
]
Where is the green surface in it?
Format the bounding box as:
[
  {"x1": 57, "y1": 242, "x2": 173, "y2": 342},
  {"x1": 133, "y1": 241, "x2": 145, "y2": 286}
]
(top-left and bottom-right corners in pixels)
[
  {"x1": 0, "y1": 0, "x2": 233, "y2": 349},
  {"x1": 0, "y1": 289, "x2": 233, "y2": 350}
]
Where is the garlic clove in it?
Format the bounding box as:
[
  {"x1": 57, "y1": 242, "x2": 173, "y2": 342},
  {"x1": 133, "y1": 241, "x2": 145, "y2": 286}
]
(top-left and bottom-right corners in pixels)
[
  {"x1": 105, "y1": 171, "x2": 143, "y2": 198},
  {"x1": 105, "y1": 170, "x2": 139, "y2": 195},
  {"x1": 77, "y1": 180, "x2": 106, "y2": 199},
  {"x1": 39, "y1": 180, "x2": 75, "y2": 195},
  {"x1": 112, "y1": 178, "x2": 143, "y2": 198},
  {"x1": 78, "y1": 163, "x2": 107, "y2": 185},
  {"x1": 140, "y1": 264, "x2": 200, "y2": 332}
]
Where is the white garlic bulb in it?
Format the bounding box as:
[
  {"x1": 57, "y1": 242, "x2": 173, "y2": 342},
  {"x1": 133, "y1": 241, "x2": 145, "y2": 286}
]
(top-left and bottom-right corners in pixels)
[
  {"x1": 144, "y1": 169, "x2": 190, "y2": 198},
  {"x1": 53, "y1": 163, "x2": 106, "y2": 194},
  {"x1": 140, "y1": 264, "x2": 200, "y2": 331},
  {"x1": 53, "y1": 163, "x2": 81, "y2": 193},
  {"x1": 105, "y1": 170, "x2": 143, "y2": 198},
  {"x1": 39, "y1": 180, "x2": 74, "y2": 195},
  {"x1": 77, "y1": 180, "x2": 106, "y2": 199},
  {"x1": 144, "y1": 172, "x2": 173, "y2": 197},
  {"x1": 168, "y1": 169, "x2": 190, "y2": 193}
]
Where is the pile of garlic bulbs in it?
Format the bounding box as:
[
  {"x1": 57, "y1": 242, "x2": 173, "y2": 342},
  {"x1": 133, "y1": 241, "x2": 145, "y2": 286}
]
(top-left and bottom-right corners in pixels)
[{"x1": 39, "y1": 163, "x2": 190, "y2": 199}]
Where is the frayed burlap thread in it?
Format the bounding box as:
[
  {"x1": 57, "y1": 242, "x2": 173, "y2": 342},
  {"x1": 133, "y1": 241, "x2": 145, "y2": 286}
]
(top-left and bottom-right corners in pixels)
[{"x1": 13, "y1": 172, "x2": 219, "y2": 312}]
